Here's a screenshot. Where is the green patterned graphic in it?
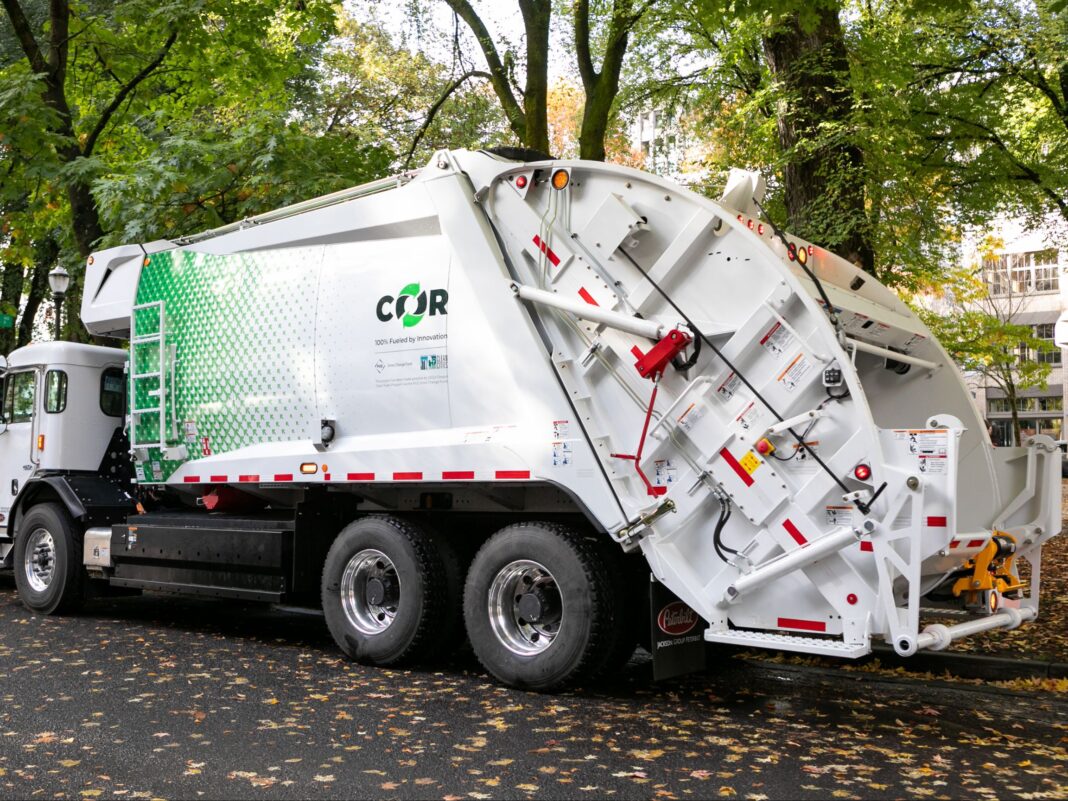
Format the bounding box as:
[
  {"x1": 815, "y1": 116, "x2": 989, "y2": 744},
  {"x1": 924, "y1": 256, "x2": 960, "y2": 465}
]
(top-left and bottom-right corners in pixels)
[{"x1": 131, "y1": 247, "x2": 321, "y2": 482}]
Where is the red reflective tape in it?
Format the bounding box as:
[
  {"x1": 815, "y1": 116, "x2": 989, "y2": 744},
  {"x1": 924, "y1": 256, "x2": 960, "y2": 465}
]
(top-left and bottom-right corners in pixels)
[
  {"x1": 393, "y1": 472, "x2": 422, "y2": 481},
  {"x1": 967, "y1": 539, "x2": 986, "y2": 548},
  {"x1": 950, "y1": 539, "x2": 961, "y2": 549},
  {"x1": 442, "y1": 471, "x2": 475, "y2": 480},
  {"x1": 719, "y1": 448, "x2": 754, "y2": 487},
  {"x1": 274, "y1": 474, "x2": 293, "y2": 482},
  {"x1": 926, "y1": 516, "x2": 947, "y2": 527},
  {"x1": 238, "y1": 474, "x2": 259, "y2": 482},
  {"x1": 532, "y1": 234, "x2": 560, "y2": 267},
  {"x1": 859, "y1": 541, "x2": 874, "y2": 552},
  {"x1": 778, "y1": 617, "x2": 827, "y2": 633},
  {"x1": 209, "y1": 475, "x2": 227, "y2": 483},
  {"x1": 347, "y1": 472, "x2": 375, "y2": 481},
  {"x1": 783, "y1": 519, "x2": 807, "y2": 546},
  {"x1": 183, "y1": 476, "x2": 201, "y2": 483},
  {"x1": 578, "y1": 287, "x2": 599, "y2": 306},
  {"x1": 496, "y1": 470, "x2": 531, "y2": 479},
  {"x1": 323, "y1": 473, "x2": 331, "y2": 481}
]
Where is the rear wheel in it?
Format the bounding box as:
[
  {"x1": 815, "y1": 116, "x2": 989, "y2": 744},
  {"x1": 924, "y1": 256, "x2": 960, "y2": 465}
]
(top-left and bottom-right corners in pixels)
[
  {"x1": 463, "y1": 522, "x2": 613, "y2": 691},
  {"x1": 321, "y1": 515, "x2": 460, "y2": 665},
  {"x1": 13, "y1": 502, "x2": 84, "y2": 615}
]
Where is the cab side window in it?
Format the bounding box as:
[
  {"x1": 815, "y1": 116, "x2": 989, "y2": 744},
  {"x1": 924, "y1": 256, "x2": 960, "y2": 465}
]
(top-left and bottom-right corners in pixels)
[
  {"x1": 5, "y1": 371, "x2": 36, "y2": 424},
  {"x1": 100, "y1": 367, "x2": 125, "y2": 417},
  {"x1": 45, "y1": 370, "x2": 67, "y2": 414}
]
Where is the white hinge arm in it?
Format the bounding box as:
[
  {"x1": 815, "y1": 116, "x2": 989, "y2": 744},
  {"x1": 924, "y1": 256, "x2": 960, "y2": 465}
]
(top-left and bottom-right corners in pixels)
[{"x1": 512, "y1": 282, "x2": 665, "y2": 341}]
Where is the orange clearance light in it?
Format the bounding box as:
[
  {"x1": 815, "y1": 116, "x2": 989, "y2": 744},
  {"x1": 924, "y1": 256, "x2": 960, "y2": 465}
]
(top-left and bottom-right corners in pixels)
[
  {"x1": 796, "y1": 245, "x2": 809, "y2": 266},
  {"x1": 300, "y1": 462, "x2": 318, "y2": 475},
  {"x1": 550, "y1": 169, "x2": 570, "y2": 190},
  {"x1": 36, "y1": 434, "x2": 44, "y2": 451},
  {"x1": 87, "y1": 256, "x2": 94, "y2": 265},
  {"x1": 854, "y1": 463, "x2": 872, "y2": 481},
  {"x1": 143, "y1": 257, "x2": 150, "y2": 266}
]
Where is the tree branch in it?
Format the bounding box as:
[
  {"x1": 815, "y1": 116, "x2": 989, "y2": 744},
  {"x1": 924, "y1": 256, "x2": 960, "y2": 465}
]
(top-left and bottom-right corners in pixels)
[
  {"x1": 1, "y1": 0, "x2": 49, "y2": 75},
  {"x1": 402, "y1": 70, "x2": 490, "y2": 169},
  {"x1": 83, "y1": 30, "x2": 177, "y2": 157},
  {"x1": 443, "y1": 0, "x2": 526, "y2": 141},
  {"x1": 574, "y1": 0, "x2": 596, "y2": 91},
  {"x1": 48, "y1": 0, "x2": 69, "y2": 87}
]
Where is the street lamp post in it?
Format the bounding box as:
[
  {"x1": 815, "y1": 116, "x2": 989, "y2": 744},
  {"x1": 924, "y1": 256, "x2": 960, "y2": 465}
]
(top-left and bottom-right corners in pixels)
[{"x1": 48, "y1": 266, "x2": 70, "y2": 341}]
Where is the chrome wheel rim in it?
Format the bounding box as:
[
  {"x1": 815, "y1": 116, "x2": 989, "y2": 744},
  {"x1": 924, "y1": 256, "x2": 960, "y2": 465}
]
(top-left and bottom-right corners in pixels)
[
  {"x1": 488, "y1": 559, "x2": 563, "y2": 656},
  {"x1": 341, "y1": 549, "x2": 400, "y2": 635},
  {"x1": 24, "y1": 527, "x2": 56, "y2": 593}
]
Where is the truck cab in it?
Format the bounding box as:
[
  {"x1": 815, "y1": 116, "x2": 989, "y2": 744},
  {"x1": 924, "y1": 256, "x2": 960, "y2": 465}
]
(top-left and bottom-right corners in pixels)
[{"x1": 0, "y1": 342, "x2": 129, "y2": 565}]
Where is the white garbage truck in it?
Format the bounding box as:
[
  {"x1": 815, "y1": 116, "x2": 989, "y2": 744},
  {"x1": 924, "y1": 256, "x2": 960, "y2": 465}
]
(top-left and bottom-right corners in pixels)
[{"x1": 0, "y1": 149, "x2": 1059, "y2": 690}]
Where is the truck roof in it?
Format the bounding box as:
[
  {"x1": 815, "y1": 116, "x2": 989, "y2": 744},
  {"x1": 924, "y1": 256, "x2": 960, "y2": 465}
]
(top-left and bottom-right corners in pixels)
[{"x1": 7, "y1": 341, "x2": 126, "y2": 369}]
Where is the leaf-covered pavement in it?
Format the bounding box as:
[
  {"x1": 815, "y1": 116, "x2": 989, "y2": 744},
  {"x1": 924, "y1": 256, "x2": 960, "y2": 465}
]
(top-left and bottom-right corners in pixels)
[{"x1": 0, "y1": 581, "x2": 1063, "y2": 800}]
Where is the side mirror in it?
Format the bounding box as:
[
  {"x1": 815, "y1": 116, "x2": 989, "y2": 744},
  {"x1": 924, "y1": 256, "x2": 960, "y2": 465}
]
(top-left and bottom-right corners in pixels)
[{"x1": 0, "y1": 355, "x2": 8, "y2": 374}]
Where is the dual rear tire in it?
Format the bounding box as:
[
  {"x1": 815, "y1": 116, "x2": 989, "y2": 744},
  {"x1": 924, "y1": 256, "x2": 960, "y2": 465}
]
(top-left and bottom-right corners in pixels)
[{"x1": 321, "y1": 517, "x2": 636, "y2": 690}]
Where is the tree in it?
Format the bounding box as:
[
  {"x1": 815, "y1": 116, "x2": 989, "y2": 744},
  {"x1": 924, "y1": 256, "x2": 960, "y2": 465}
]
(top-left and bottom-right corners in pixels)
[
  {"x1": 436, "y1": 0, "x2": 651, "y2": 159},
  {"x1": 915, "y1": 257, "x2": 1055, "y2": 447},
  {"x1": 0, "y1": 0, "x2": 345, "y2": 341},
  {"x1": 909, "y1": 0, "x2": 1068, "y2": 229}
]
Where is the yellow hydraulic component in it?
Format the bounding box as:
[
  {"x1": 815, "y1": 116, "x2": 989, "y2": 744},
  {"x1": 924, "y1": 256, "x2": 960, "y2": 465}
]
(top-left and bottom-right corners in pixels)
[{"x1": 951, "y1": 532, "x2": 1025, "y2": 611}]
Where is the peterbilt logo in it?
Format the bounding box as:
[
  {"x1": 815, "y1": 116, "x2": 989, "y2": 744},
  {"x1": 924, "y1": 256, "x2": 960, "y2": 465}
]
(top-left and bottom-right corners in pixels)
[
  {"x1": 657, "y1": 601, "x2": 698, "y2": 636},
  {"x1": 376, "y1": 282, "x2": 448, "y2": 328}
]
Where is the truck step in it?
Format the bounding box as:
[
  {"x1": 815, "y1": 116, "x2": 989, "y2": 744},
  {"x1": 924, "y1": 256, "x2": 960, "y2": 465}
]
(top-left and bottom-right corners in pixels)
[{"x1": 705, "y1": 628, "x2": 870, "y2": 658}]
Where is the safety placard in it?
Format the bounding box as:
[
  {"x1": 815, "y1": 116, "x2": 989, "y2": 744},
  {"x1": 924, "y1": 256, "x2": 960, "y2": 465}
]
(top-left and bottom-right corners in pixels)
[
  {"x1": 893, "y1": 428, "x2": 949, "y2": 474},
  {"x1": 716, "y1": 372, "x2": 741, "y2": 401},
  {"x1": 825, "y1": 505, "x2": 854, "y2": 527},
  {"x1": 759, "y1": 321, "x2": 793, "y2": 358},
  {"x1": 734, "y1": 401, "x2": 765, "y2": 432},
  {"x1": 676, "y1": 401, "x2": 707, "y2": 432},
  {"x1": 778, "y1": 353, "x2": 813, "y2": 392}
]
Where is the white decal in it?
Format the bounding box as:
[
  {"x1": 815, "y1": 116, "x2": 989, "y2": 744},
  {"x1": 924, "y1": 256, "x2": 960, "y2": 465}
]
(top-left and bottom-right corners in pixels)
[{"x1": 778, "y1": 353, "x2": 813, "y2": 392}]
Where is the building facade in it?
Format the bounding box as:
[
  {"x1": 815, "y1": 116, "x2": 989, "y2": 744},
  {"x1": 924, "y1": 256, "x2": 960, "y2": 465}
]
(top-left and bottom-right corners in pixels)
[{"x1": 966, "y1": 217, "x2": 1066, "y2": 446}]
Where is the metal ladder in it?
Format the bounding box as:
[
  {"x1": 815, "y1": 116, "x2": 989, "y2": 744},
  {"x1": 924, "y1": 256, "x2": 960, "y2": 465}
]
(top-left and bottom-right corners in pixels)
[{"x1": 129, "y1": 300, "x2": 173, "y2": 450}]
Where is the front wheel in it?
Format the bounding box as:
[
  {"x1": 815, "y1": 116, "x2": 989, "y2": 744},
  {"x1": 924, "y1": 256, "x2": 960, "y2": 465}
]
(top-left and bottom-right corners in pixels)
[
  {"x1": 463, "y1": 523, "x2": 614, "y2": 691},
  {"x1": 13, "y1": 502, "x2": 84, "y2": 615}
]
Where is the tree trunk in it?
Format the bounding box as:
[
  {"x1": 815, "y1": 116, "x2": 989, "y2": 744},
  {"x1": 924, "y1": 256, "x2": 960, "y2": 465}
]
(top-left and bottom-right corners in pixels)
[
  {"x1": 0, "y1": 262, "x2": 25, "y2": 355},
  {"x1": 762, "y1": 6, "x2": 875, "y2": 274},
  {"x1": 1007, "y1": 391, "x2": 1021, "y2": 447},
  {"x1": 18, "y1": 237, "x2": 58, "y2": 347},
  {"x1": 519, "y1": 0, "x2": 552, "y2": 155}
]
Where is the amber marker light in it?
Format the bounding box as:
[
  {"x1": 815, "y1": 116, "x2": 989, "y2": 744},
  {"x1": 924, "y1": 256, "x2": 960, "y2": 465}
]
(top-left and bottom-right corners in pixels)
[
  {"x1": 551, "y1": 169, "x2": 570, "y2": 190},
  {"x1": 36, "y1": 434, "x2": 45, "y2": 451}
]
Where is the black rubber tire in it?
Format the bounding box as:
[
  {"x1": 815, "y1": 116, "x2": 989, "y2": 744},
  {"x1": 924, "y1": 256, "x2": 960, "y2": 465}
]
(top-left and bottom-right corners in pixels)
[
  {"x1": 585, "y1": 544, "x2": 646, "y2": 679},
  {"x1": 321, "y1": 515, "x2": 460, "y2": 666},
  {"x1": 463, "y1": 522, "x2": 613, "y2": 691},
  {"x1": 13, "y1": 502, "x2": 84, "y2": 615}
]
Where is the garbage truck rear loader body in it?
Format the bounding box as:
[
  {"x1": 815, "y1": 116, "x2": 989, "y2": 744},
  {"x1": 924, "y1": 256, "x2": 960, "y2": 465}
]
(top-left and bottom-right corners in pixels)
[{"x1": 3, "y1": 149, "x2": 1059, "y2": 689}]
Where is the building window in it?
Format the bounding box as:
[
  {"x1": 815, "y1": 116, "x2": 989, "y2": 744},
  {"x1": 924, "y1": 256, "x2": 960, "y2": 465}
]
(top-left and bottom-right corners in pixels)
[
  {"x1": 988, "y1": 398, "x2": 1011, "y2": 413},
  {"x1": 1039, "y1": 396, "x2": 1063, "y2": 411},
  {"x1": 1034, "y1": 323, "x2": 1062, "y2": 364},
  {"x1": 984, "y1": 249, "x2": 1060, "y2": 295}
]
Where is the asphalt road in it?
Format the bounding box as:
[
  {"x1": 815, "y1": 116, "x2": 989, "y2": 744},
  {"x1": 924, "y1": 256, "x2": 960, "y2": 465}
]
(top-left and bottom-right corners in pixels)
[{"x1": 0, "y1": 580, "x2": 1063, "y2": 800}]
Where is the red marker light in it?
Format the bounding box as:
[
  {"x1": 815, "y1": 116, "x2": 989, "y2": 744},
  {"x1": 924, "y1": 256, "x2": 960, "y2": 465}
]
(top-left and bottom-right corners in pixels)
[
  {"x1": 747, "y1": 219, "x2": 754, "y2": 230},
  {"x1": 515, "y1": 175, "x2": 528, "y2": 189},
  {"x1": 853, "y1": 463, "x2": 872, "y2": 481},
  {"x1": 757, "y1": 223, "x2": 765, "y2": 235},
  {"x1": 846, "y1": 593, "x2": 858, "y2": 605}
]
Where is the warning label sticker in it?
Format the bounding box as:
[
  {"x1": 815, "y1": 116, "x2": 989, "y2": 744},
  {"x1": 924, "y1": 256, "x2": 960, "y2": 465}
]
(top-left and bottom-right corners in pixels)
[
  {"x1": 825, "y1": 505, "x2": 854, "y2": 527},
  {"x1": 893, "y1": 429, "x2": 949, "y2": 475},
  {"x1": 676, "y1": 401, "x2": 707, "y2": 432},
  {"x1": 553, "y1": 420, "x2": 570, "y2": 439},
  {"x1": 759, "y1": 321, "x2": 793, "y2": 358},
  {"x1": 778, "y1": 353, "x2": 814, "y2": 392},
  {"x1": 716, "y1": 372, "x2": 742, "y2": 402},
  {"x1": 734, "y1": 402, "x2": 765, "y2": 431},
  {"x1": 780, "y1": 440, "x2": 820, "y2": 473},
  {"x1": 654, "y1": 459, "x2": 678, "y2": 487},
  {"x1": 551, "y1": 441, "x2": 572, "y2": 467},
  {"x1": 739, "y1": 450, "x2": 761, "y2": 475}
]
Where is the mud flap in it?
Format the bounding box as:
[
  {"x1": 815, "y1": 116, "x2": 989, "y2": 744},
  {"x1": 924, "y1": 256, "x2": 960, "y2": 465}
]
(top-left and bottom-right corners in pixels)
[{"x1": 649, "y1": 576, "x2": 708, "y2": 681}]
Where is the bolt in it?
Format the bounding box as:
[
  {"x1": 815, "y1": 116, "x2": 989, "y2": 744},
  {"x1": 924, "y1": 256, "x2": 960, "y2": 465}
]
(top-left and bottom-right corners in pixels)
[{"x1": 906, "y1": 476, "x2": 920, "y2": 490}]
